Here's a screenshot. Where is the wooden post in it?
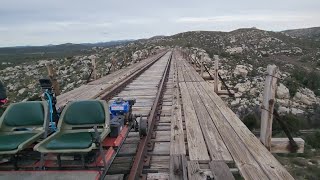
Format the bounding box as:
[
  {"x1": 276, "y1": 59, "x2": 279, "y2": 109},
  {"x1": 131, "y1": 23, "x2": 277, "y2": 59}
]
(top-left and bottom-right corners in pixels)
[
  {"x1": 111, "y1": 57, "x2": 116, "y2": 72},
  {"x1": 91, "y1": 58, "x2": 97, "y2": 80},
  {"x1": 200, "y1": 56, "x2": 204, "y2": 78},
  {"x1": 214, "y1": 55, "x2": 219, "y2": 93},
  {"x1": 260, "y1": 64, "x2": 279, "y2": 150},
  {"x1": 46, "y1": 63, "x2": 60, "y2": 96}
]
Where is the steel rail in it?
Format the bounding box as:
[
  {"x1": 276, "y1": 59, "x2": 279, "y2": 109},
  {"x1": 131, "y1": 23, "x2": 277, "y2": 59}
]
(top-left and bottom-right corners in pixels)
[
  {"x1": 128, "y1": 51, "x2": 173, "y2": 180},
  {"x1": 98, "y1": 51, "x2": 168, "y2": 101}
]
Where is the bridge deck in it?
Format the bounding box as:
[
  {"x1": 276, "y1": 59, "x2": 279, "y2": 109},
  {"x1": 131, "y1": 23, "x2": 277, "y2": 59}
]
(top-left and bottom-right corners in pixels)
[
  {"x1": 48, "y1": 50, "x2": 294, "y2": 179},
  {"x1": 170, "y1": 51, "x2": 294, "y2": 180}
]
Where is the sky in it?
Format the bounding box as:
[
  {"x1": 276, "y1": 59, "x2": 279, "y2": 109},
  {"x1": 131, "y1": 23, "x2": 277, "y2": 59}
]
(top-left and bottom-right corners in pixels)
[{"x1": 0, "y1": 0, "x2": 319, "y2": 47}]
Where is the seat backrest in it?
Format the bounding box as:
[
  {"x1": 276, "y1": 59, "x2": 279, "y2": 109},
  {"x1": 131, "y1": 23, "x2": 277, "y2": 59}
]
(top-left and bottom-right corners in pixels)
[
  {"x1": 0, "y1": 101, "x2": 48, "y2": 130},
  {"x1": 60, "y1": 100, "x2": 107, "y2": 128}
]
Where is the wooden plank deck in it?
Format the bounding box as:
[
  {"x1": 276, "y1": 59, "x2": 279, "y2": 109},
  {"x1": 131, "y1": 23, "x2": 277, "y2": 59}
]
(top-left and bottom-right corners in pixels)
[
  {"x1": 53, "y1": 49, "x2": 295, "y2": 180},
  {"x1": 171, "y1": 50, "x2": 294, "y2": 180}
]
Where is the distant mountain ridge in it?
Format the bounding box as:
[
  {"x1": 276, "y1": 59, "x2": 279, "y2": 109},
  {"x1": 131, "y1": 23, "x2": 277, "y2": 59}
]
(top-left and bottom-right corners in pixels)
[{"x1": 0, "y1": 40, "x2": 134, "y2": 65}]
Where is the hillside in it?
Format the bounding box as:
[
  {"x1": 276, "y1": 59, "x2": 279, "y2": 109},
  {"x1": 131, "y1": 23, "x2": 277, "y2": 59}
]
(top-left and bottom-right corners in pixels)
[
  {"x1": 282, "y1": 27, "x2": 320, "y2": 41},
  {"x1": 0, "y1": 40, "x2": 133, "y2": 69}
]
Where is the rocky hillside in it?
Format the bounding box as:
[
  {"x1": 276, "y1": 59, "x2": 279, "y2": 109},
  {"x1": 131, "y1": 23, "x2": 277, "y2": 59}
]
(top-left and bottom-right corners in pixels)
[
  {"x1": 153, "y1": 28, "x2": 320, "y2": 124},
  {"x1": 0, "y1": 44, "x2": 165, "y2": 102},
  {"x1": 2, "y1": 27, "x2": 320, "y2": 117},
  {"x1": 282, "y1": 27, "x2": 320, "y2": 41}
]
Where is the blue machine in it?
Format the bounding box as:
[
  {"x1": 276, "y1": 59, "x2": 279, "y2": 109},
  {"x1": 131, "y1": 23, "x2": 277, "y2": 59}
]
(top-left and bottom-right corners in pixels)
[
  {"x1": 109, "y1": 98, "x2": 136, "y2": 137},
  {"x1": 110, "y1": 99, "x2": 130, "y2": 118}
]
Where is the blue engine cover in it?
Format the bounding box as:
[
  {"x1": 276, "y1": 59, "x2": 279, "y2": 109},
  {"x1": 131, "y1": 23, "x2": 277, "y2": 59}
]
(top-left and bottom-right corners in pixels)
[{"x1": 110, "y1": 99, "x2": 130, "y2": 118}]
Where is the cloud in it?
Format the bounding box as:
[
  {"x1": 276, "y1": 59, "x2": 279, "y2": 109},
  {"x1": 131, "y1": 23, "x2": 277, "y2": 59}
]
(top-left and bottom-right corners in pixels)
[
  {"x1": 118, "y1": 18, "x2": 156, "y2": 25},
  {"x1": 175, "y1": 14, "x2": 314, "y2": 23},
  {"x1": 0, "y1": 0, "x2": 320, "y2": 46}
]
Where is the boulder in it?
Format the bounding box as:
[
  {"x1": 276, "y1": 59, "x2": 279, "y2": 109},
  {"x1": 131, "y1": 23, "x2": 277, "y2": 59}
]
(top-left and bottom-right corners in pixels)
[
  {"x1": 88, "y1": 55, "x2": 97, "y2": 60},
  {"x1": 132, "y1": 52, "x2": 139, "y2": 61},
  {"x1": 234, "y1": 92, "x2": 243, "y2": 98},
  {"x1": 18, "y1": 88, "x2": 26, "y2": 95},
  {"x1": 291, "y1": 108, "x2": 305, "y2": 115},
  {"x1": 66, "y1": 83, "x2": 75, "y2": 90},
  {"x1": 231, "y1": 98, "x2": 240, "y2": 106},
  {"x1": 277, "y1": 99, "x2": 290, "y2": 107},
  {"x1": 233, "y1": 65, "x2": 248, "y2": 78},
  {"x1": 294, "y1": 88, "x2": 317, "y2": 105},
  {"x1": 226, "y1": 47, "x2": 243, "y2": 54},
  {"x1": 235, "y1": 84, "x2": 246, "y2": 92},
  {"x1": 277, "y1": 83, "x2": 290, "y2": 99},
  {"x1": 278, "y1": 106, "x2": 290, "y2": 114},
  {"x1": 235, "y1": 81, "x2": 251, "y2": 93},
  {"x1": 249, "y1": 88, "x2": 259, "y2": 96}
]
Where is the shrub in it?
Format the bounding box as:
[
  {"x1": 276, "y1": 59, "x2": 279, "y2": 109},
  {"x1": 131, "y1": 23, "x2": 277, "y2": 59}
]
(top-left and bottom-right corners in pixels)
[
  {"x1": 273, "y1": 114, "x2": 307, "y2": 134},
  {"x1": 284, "y1": 78, "x2": 299, "y2": 97},
  {"x1": 305, "y1": 131, "x2": 320, "y2": 149},
  {"x1": 289, "y1": 69, "x2": 320, "y2": 97},
  {"x1": 304, "y1": 71, "x2": 320, "y2": 96},
  {"x1": 242, "y1": 114, "x2": 259, "y2": 130}
]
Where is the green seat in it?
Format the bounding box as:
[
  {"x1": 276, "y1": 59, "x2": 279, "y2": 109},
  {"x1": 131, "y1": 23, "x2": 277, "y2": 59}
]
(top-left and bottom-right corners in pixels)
[
  {"x1": 64, "y1": 101, "x2": 105, "y2": 125},
  {"x1": 0, "y1": 101, "x2": 49, "y2": 154},
  {"x1": 45, "y1": 132, "x2": 92, "y2": 149},
  {"x1": 34, "y1": 100, "x2": 110, "y2": 153},
  {"x1": 0, "y1": 133, "x2": 37, "y2": 151},
  {"x1": 3, "y1": 102, "x2": 45, "y2": 126}
]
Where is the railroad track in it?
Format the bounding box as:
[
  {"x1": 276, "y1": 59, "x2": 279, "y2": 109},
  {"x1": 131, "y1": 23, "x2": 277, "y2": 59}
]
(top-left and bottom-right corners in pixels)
[
  {"x1": 103, "y1": 51, "x2": 173, "y2": 179},
  {"x1": 0, "y1": 49, "x2": 297, "y2": 180},
  {"x1": 58, "y1": 49, "x2": 296, "y2": 180}
]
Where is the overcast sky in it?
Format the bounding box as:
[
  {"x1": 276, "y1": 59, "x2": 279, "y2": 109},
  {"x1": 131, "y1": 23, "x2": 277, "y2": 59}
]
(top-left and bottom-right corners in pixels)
[{"x1": 0, "y1": 0, "x2": 319, "y2": 47}]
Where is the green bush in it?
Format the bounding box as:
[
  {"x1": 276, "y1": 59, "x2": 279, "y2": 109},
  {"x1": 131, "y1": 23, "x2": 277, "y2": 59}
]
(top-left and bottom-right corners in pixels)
[
  {"x1": 284, "y1": 78, "x2": 299, "y2": 97},
  {"x1": 242, "y1": 114, "x2": 259, "y2": 130},
  {"x1": 273, "y1": 114, "x2": 307, "y2": 134},
  {"x1": 304, "y1": 71, "x2": 320, "y2": 96},
  {"x1": 305, "y1": 131, "x2": 320, "y2": 149},
  {"x1": 289, "y1": 69, "x2": 320, "y2": 96}
]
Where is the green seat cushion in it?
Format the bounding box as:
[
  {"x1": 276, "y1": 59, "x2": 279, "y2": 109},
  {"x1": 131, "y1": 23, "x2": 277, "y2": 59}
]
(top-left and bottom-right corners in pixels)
[
  {"x1": 0, "y1": 133, "x2": 37, "y2": 151},
  {"x1": 64, "y1": 101, "x2": 105, "y2": 125},
  {"x1": 4, "y1": 101, "x2": 44, "y2": 127},
  {"x1": 45, "y1": 132, "x2": 93, "y2": 150}
]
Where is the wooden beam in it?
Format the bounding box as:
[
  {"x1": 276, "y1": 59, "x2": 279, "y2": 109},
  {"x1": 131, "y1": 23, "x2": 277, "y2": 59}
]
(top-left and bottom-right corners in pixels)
[
  {"x1": 170, "y1": 57, "x2": 186, "y2": 155},
  {"x1": 214, "y1": 55, "x2": 219, "y2": 93},
  {"x1": 187, "y1": 161, "x2": 204, "y2": 180},
  {"x1": 170, "y1": 155, "x2": 188, "y2": 180},
  {"x1": 179, "y1": 82, "x2": 210, "y2": 161},
  {"x1": 209, "y1": 161, "x2": 235, "y2": 180},
  {"x1": 91, "y1": 58, "x2": 97, "y2": 80},
  {"x1": 271, "y1": 138, "x2": 305, "y2": 153},
  {"x1": 197, "y1": 82, "x2": 269, "y2": 179},
  {"x1": 188, "y1": 82, "x2": 233, "y2": 162},
  {"x1": 46, "y1": 63, "x2": 60, "y2": 96},
  {"x1": 260, "y1": 64, "x2": 279, "y2": 150},
  {"x1": 170, "y1": 55, "x2": 187, "y2": 180},
  {"x1": 201, "y1": 81, "x2": 294, "y2": 180}
]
